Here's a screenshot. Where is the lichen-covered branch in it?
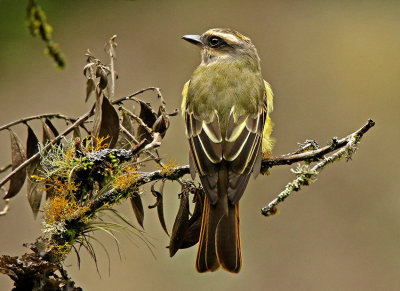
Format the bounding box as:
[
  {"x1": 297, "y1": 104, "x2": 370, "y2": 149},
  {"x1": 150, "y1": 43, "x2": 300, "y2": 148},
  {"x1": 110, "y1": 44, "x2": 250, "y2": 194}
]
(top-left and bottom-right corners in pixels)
[
  {"x1": 260, "y1": 119, "x2": 375, "y2": 171},
  {"x1": 60, "y1": 119, "x2": 375, "y2": 226},
  {"x1": 103, "y1": 119, "x2": 375, "y2": 187},
  {"x1": 261, "y1": 119, "x2": 375, "y2": 216}
]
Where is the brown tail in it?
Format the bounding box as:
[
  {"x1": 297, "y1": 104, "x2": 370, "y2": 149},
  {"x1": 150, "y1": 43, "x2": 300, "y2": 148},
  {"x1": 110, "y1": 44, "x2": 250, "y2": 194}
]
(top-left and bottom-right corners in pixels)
[
  {"x1": 196, "y1": 166, "x2": 242, "y2": 273},
  {"x1": 216, "y1": 202, "x2": 241, "y2": 273}
]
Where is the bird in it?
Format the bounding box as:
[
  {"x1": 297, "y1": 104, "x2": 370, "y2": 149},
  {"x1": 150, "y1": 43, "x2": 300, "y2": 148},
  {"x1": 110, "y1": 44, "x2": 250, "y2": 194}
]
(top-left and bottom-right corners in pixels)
[{"x1": 181, "y1": 28, "x2": 274, "y2": 273}]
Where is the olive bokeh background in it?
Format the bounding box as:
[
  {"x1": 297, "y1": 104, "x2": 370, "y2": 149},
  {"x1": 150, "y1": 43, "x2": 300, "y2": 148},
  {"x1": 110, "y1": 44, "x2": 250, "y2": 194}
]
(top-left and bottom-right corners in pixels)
[{"x1": 0, "y1": 1, "x2": 399, "y2": 290}]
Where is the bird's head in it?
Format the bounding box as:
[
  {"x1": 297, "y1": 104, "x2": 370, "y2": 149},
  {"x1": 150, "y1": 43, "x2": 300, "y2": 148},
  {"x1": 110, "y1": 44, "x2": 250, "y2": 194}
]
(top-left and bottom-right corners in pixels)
[{"x1": 182, "y1": 28, "x2": 260, "y2": 67}]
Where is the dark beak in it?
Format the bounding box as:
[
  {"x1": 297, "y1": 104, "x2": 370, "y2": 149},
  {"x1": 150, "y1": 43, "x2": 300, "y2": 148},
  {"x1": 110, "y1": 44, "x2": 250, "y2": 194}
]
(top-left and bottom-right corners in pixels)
[{"x1": 182, "y1": 34, "x2": 203, "y2": 46}]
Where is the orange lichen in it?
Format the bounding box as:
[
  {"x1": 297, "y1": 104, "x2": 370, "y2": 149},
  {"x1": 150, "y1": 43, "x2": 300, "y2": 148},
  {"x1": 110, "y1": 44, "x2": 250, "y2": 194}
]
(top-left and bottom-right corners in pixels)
[
  {"x1": 43, "y1": 192, "x2": 88, "y2": 225},
  {"x1": 112, "y1": 165, "x2": 139, "y2": 191},
  {"x1": 81, "y1": 135, "x2": 110, "y2": 153},
  {"x1": 41, "y1": 177, "x2": 79, "y2": 197},
  {"x1": 262, "y1": 151, "x2": 273, "y2": 159},
  {"x1": 158, "y1": 160, "x2": 178, "y2": 176},
  {"x1": 65, "y1": 148, "x2": 75, "y2": 162},
  {"x1": 50, "y1": 242, "x2": 72, "y2": 256}
]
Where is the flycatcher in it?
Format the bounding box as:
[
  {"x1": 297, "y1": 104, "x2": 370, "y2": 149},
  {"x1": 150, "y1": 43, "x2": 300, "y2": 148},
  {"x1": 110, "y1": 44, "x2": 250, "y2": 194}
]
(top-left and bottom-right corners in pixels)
[{"x1": 181, "y1": 28, "x2": 274, "y2": 273}]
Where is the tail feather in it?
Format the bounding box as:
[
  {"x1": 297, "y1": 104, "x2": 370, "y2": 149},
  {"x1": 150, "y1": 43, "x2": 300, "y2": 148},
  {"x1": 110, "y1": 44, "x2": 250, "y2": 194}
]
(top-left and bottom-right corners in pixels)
[
  {"x1": 216, "y1": 203, "x2": 241, "y2": 273},
  {"x1": 196, "y1": 196, "x2": 223, "y2": 272},
  {"x1": 196, "y1": 164, "x2": 242, "y2": 273}
]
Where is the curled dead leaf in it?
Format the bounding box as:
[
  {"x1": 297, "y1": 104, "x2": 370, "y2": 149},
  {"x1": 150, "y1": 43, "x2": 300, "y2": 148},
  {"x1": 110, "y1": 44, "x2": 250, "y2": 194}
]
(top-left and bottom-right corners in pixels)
[
  {"x1": 95, "y1": 96, "x2": 120, "y2": 148},
  {"x1": 26, "y1": 126, "x2": 43, "y2": 218},
  {"x1": 149, "y1": 182, "x2": 168, "y2": 236},
  {"x1": 4, "y1": 131, "x2": 27, "y2": 199},
  {"x1": 130, "y1": 191, "x2": 144, "y2": 228},
  {"x1": 169, "y1": 192, "x2": 190, "y2": 257}
]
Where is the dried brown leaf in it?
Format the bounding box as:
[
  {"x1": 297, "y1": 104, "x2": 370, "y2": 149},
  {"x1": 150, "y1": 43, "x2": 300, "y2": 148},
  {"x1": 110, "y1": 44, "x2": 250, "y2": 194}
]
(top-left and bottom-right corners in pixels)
[
  {"x1": 139, "y1": 101, "x2": 158, "y2": 124},
  {"x1": 130, "y1": 192, "x2": 144, "y2": 228},
  {"x1": 26, "y1": 126, "x2": 39, "y2": 160},
  {"x1": 92, "y1": 96, "x2": 102, "y2": 138},
  {"x1": 83, "y1": 62, "x2": 95, "y2": 78},
  {"x1": 42, "y1": 120, "x2": 56, "y2": 143},
  {"x1": 95, "y1": 96, "x2": 120, "y2": 148},
  {"x1": 26, "y1": 126, "x2": 43, "y2": 218},
  {"x1": 176, "y1": 190, "x2": 204, "y2": 250},
  {"x1": 96, "y1": 67, "x2": 108, "y2": 90},
  {"x1": 169, "y1": 192, "x2": 190, "y2": 257},
  {"x1": 149, "y1": 183, "x2": 169, "y2": 236},
  {"x1": 152, "y1": 114, "x2": 168, "y2": 138},
  {"x1": 45, "y1": 119, "x2": 59, "y2": 137},
  {"x1": 188, "y1": 190, "x2": 204, "y2": 226},
  {"x1": 137, "y1": 101, "x2": 157, "y2": 141},
  {"x1": 86, "y1": 78, "x2": 96, "y2": 102},
  {"x1": 179, "y1": 215, "x2": 202, "y2": 249},
  {"x1": 4, "y1": 131, "x2": 27, "y2": 199}
]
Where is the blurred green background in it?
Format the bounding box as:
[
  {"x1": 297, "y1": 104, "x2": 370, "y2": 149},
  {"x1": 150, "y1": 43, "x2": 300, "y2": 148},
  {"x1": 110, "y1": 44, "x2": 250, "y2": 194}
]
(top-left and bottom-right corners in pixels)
[{"x1": 0, "y1": 0, "x2": 399, "y2": 290}]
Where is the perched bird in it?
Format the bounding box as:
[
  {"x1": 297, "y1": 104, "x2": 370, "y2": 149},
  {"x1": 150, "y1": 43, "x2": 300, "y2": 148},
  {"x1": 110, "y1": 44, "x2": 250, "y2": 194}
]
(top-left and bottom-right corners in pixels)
[{"x1": 181, "y1": 28, "x2": 274, "y2": 273}]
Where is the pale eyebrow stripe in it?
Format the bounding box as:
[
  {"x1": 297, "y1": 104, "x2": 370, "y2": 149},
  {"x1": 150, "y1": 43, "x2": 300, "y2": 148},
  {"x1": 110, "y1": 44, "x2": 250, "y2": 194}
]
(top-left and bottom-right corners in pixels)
[{"x1": 208, "y1": 32, "x2": 240, "y2": 44}]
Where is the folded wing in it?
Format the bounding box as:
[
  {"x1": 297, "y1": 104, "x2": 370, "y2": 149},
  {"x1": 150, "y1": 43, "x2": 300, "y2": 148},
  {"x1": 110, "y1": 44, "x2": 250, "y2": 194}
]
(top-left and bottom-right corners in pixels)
[{"x1": 185, "y1": 104, "x2": 266, "y2": 205}]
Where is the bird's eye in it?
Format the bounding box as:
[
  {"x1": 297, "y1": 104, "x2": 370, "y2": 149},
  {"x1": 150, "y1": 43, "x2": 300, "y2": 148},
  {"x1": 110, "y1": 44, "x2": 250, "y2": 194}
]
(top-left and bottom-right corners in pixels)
[{"x1": 209, "y1": 36, "x2": 222, "y2": 47}]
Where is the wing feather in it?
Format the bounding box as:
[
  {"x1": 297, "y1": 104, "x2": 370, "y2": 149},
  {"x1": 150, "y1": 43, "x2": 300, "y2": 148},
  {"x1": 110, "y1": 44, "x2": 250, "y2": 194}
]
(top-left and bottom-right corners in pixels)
[
  {"x1": 196, "y1": 130, "x2": 223, "y2": 164},
  {"x1": 185, "y1": 109, "x2": 223, "y2": 204},
  {"x1": 223, "y1": 130, "x2": 252, "y2": 162},
  {"x1": 222, "y1": 105, "x2": 266, "y2": 203},
  {"x1": 184, "y1": 79, "x2": 272, "y2": 205}
]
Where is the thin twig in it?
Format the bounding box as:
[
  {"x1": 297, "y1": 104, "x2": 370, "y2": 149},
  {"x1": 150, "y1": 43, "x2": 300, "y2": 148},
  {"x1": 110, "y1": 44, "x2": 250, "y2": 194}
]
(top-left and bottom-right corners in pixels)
[
  {"x1": 112, "y1": 87, "x2": 161, "y2": 105},
  {"x1": 106, "y1": 35, "x2": 117, "y2": 100},
  {"x1": 130, "y1": 139, "x2": 148, "y2": 156},
  {"x1": 261, "y1": 119, "x2": 375, "y2": 216},
  {"x1": 0, "y1": 113, "x2": 77, "y2": 132},
  {"x1": 120, "y1": 125, "x2": 139, "y2": 145}
]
